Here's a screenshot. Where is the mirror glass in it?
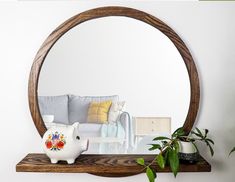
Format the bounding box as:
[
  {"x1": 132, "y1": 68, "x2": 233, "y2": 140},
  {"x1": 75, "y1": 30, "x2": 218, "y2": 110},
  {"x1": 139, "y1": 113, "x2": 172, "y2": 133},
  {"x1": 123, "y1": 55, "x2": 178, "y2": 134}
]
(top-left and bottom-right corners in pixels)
[{"x1": 38, "y1": 17, "x2": 190, "y2": 154}]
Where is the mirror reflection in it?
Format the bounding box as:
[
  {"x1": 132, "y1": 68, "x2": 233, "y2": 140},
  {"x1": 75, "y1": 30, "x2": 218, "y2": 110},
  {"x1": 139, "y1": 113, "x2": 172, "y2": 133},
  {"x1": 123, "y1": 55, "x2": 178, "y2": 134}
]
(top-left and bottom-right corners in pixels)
[{"x1": 38, "y1": 17, "x2": 190, "y2": 154}]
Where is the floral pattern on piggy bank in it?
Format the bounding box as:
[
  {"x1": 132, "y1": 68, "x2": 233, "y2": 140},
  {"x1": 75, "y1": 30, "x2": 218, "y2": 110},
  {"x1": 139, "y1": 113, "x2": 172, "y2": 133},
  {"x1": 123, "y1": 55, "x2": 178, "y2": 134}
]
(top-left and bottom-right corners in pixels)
[
  {"x1": 42, "y1": 122, "x2": 89, "y2": 164},
  {"x1": 45, "y1": 132, "x2": 66, "y2": 151}
]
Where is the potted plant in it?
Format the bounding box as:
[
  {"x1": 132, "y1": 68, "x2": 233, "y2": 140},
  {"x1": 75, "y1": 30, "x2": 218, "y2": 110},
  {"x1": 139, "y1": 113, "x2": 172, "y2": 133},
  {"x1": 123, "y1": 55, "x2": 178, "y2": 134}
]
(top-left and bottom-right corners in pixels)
[{"x1": 136, "y1": 127, "x2": 214, "y2": 182}]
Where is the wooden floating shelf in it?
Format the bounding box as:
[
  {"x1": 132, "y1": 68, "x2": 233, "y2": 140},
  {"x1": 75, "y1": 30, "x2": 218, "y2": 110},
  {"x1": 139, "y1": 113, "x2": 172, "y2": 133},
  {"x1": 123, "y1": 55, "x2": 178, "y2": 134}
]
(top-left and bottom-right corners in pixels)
[{"x1": 16, "y1": 153, "x2": 211, "y2": 177}]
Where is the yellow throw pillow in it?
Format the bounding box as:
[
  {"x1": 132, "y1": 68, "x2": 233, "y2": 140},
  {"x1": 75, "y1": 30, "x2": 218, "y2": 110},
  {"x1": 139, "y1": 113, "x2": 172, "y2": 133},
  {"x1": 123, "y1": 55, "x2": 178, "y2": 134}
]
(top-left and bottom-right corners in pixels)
[{"x1": 87, "y1": 100, "x2": 112, "y2": 123}]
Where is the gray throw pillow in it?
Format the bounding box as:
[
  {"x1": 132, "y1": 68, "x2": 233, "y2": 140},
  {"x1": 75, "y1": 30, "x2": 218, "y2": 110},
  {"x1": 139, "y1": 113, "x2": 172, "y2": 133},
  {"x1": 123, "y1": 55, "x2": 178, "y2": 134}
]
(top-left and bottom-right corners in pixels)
[
  {"x1": 38, "y1": 95, "x2": 69, "y2": 124},
  {"x1": 68, "y1": 95, "x2": 119, "y2": 124}
]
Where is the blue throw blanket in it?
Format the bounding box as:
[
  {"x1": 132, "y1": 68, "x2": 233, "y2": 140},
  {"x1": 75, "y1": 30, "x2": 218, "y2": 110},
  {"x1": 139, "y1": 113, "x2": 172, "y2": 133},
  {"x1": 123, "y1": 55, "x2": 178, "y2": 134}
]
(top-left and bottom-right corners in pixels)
[
  {"x1": 99, "y1": 121, "x2": 125, "y2": 153},
  {"x1": 101, "y1": 121, "x2": 125, "y2": 139},
  {"x1": 100, "y1": 112, "x2": 135, "y2": 153}
]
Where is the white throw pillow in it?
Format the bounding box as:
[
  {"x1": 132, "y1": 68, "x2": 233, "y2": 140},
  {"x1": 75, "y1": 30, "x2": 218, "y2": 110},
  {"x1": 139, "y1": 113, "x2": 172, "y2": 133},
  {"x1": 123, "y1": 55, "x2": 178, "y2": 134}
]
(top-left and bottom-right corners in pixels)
[{"x1": 108, "y1": 101, "x2": 126, "y2": 122}]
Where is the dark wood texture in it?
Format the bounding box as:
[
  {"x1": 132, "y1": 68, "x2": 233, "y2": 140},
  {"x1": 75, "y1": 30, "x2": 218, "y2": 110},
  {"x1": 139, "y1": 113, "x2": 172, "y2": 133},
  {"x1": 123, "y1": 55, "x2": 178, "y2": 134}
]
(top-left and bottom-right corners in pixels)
[
  {"x1": 28, "y1": 6, "x2": 200, "y2": 176},
  {"x1": 16, "y1": 153, "x2": 211, "y2": 176}
]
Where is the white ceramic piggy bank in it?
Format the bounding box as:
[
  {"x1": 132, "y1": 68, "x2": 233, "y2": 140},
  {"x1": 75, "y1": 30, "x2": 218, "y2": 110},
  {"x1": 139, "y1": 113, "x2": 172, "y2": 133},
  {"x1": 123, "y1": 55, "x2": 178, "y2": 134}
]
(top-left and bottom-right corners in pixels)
[{"x1": 42, "y1": 122, "x2": 89, "y2": 164}]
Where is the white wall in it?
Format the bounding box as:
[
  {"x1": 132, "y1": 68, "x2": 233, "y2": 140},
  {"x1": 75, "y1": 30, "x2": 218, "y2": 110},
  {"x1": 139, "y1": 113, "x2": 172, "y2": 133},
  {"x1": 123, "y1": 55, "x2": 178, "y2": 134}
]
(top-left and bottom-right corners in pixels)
[{"x1": 0, "y1": 1, "x2": 235, "y2": 182}]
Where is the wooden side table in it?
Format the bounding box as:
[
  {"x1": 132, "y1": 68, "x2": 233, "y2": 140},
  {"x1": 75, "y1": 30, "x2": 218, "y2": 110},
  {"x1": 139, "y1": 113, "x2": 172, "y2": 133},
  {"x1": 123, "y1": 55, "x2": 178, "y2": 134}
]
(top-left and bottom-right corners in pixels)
[{"x1": 133, "y1": 117, "x2": 171, "y2": 146}]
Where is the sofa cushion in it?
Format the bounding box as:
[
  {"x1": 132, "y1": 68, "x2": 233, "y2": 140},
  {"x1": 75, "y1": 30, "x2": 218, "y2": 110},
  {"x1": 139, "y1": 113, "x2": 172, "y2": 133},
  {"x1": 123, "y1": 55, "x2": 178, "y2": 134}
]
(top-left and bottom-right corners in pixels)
[
  {"x1": 108, "y1": 101, "x2": 126, "y2": 122},
  {"x1": 87, "y1": 100, "x2": 112, "y2": 123},
  {"x1": 68, "y1": 95, "x2": 119, "y2": 124},
  {"x1": 38, "y1": 95, "x2": 69, "y2": 124}
]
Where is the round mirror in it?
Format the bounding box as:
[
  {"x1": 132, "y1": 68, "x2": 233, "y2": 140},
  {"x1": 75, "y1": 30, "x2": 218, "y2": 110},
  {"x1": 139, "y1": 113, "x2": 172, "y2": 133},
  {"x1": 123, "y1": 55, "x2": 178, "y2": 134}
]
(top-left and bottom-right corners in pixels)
[{"x1": 29, "y1": 7, "x2": 200, "y2": 155}]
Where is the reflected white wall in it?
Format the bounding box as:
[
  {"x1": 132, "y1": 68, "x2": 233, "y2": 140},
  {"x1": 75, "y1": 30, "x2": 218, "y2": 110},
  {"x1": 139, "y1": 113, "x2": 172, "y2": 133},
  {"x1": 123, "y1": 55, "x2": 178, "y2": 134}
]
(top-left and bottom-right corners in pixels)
[{"x1": 38, "y1": 17, "x2": 190, "y2": 132}]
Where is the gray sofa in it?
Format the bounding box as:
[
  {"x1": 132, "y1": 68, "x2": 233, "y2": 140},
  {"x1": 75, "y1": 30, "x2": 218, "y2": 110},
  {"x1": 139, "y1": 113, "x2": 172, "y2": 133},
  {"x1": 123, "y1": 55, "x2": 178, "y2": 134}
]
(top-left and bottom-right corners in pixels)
[{"x1": 38, "y1": 95, "x2": 130, "y2": 152}]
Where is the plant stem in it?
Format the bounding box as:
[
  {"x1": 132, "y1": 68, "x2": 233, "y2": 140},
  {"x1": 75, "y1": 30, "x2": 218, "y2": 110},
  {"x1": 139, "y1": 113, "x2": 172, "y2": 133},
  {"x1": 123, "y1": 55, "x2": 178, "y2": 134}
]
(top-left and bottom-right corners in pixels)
[{"x1": 141, "y1": 140, "x2": 173, "y2": 172}]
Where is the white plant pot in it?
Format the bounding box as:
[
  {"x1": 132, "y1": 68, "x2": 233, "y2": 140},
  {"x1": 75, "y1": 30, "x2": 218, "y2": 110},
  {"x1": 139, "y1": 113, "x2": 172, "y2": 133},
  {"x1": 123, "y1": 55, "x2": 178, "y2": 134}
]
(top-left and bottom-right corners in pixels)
[
  {"x1": 178, "y1": 141, "x2": 197, "y2": 153},
  {"x1": 178, "y1": 141, "x2": 198, "y2": 163}
]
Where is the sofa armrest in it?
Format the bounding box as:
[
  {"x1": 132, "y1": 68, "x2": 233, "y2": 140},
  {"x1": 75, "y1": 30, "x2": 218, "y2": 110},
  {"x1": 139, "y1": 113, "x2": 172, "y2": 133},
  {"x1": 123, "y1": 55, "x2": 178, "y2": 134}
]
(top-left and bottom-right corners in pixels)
[
  {"x1": 119, "y1": 112, "x2": 129, "y2": 133},
  {"x1": 119, "y1": 112, "x2": 130, "y2": 151}
]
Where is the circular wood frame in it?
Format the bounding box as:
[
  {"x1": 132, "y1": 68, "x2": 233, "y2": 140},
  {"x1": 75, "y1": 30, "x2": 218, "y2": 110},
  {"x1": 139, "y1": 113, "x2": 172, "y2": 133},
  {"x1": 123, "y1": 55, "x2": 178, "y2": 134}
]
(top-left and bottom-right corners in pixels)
[{"x1": 29, "y1": 6, "x2": 200, "y2": 138}]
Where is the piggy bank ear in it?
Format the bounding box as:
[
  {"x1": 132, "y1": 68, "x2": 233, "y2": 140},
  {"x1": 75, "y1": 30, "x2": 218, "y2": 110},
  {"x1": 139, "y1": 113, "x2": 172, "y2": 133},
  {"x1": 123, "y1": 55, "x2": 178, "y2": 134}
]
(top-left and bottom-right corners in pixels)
[
  {"x1": 68, "y1": 125, "x2": 75, "y2": 137},
  {"x1": 72, "y1": 122, "x2": 79, "y2": 129}
]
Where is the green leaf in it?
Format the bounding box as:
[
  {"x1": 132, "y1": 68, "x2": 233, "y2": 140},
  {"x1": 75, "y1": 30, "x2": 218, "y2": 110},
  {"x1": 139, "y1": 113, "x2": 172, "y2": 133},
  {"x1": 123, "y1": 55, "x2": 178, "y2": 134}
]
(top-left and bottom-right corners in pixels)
[
  {"x1": 168, "y1": 149, "x2": 179, "y2": 177},
  {"x1": 191, "y1": 131, "x2": 202, "y2": 138},
  {"x1": 153, "y1": 136, "x2": 170, "y2": 141},
  {"x1": 186, "y1": 138, "x2": 196, "y2": 143},
  {"x1": 164, "y1": 149, "x2": 169, "y2": 165},
  {"x1": 149, "y1": 144, "x2": 161, "y2": 151},
  {"x1": 204, "y1": 129, "x2": 209, "y2": 138},
  {"x1": 195, "y1": 127, "x2": 203, "y2": 137},
  {"x1": 205, "y1": 140, "x2": 214, "y2": 156},
  {"x1": 156, "y1": 154, "x2": 165, "y2": 169},
  {"x1": 229, "y1": 147, "x2": 235, "y2": 155},
  {"x1": 146, "y1": 166, "x2": 156, "y2": 182},
  {"x1": 208, "y1": 144, "x2": 214, "y2": 156},
  {"x1": 206, "y1": 138, "x2": 214, "y2": 145},
  {"x1": 172, "y1": 127, "x2": 185, "y2": 137},
  {"x1": 161, "y1": 141, "x2": 168, "y2": 146},
  {"x1": 136, "y1": 158, "x2": 145, "y2": 166},
  {"x1": 173, "y1": 127, "x2": 183, "y2": 134},
  {"x1": 173, "y1": 141, "x2": 180, "y2": 153}
]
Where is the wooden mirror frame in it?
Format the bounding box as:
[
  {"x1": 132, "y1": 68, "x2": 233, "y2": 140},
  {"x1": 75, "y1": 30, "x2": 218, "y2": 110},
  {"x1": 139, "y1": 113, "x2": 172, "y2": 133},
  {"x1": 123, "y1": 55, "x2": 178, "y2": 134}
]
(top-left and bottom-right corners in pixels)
[{"x1": 29, "y1": 6, "x2": 200, "y2": 138}]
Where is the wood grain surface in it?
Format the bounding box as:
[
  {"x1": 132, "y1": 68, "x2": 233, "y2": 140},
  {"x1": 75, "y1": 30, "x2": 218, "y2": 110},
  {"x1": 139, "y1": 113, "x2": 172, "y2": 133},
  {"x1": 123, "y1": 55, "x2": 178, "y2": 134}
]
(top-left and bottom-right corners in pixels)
[{"x1": 16, "y1": 153, "x2": 211, "y2": 176}]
